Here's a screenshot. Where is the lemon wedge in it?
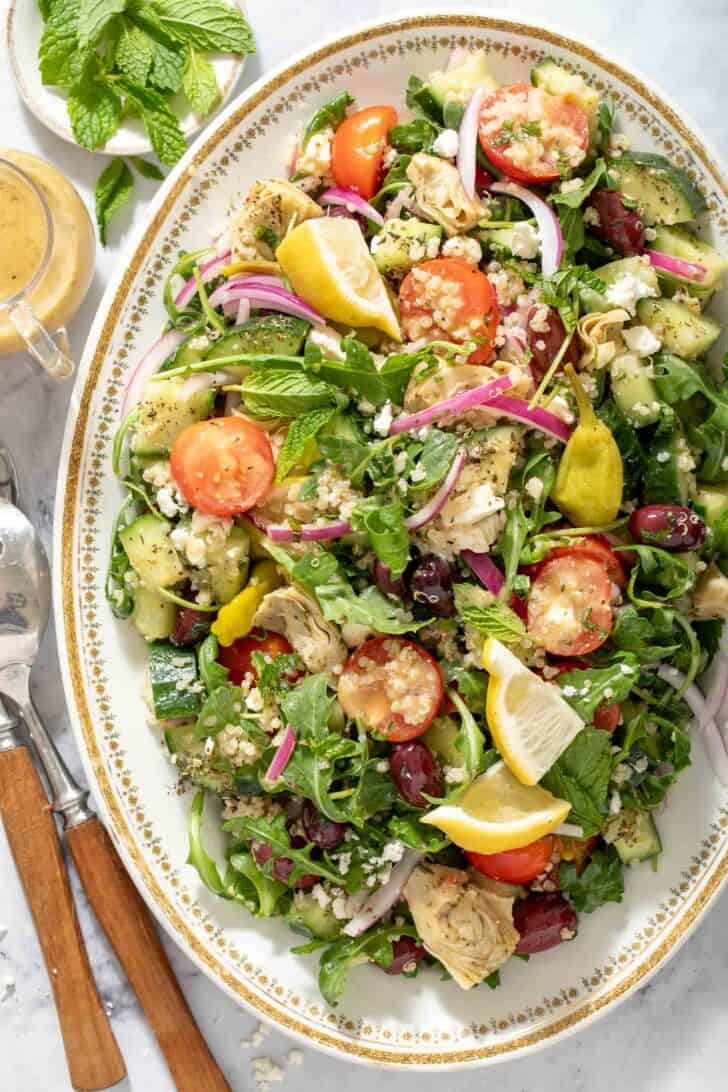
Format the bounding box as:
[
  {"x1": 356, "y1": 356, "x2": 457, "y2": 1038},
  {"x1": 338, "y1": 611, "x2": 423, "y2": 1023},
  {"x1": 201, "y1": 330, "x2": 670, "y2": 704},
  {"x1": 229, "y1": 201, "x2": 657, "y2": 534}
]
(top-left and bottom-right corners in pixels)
[
  {"x1": 482, "y1": 637, "x2": 584, "y2": 786},
  {"x1": 421, "y1": 761, "x2": 570, "y2": 853},
  {"x1": 276, "y1": 218, "x2": 401, "y2": 340}
]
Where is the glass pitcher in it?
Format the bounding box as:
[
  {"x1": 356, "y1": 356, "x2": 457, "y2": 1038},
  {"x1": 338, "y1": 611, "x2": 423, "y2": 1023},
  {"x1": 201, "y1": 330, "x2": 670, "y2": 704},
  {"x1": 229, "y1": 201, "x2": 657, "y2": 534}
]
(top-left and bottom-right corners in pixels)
[{"x1": 0, "y1": 152, "x2": 96, "y2": 379}]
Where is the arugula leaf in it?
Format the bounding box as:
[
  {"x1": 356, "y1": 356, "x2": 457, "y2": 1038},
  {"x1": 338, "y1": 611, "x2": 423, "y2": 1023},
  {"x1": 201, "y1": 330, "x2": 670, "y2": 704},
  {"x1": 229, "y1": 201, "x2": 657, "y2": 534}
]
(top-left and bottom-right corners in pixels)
[
  {"x1": 551, "y1": 159, "x2": 609, "y2": 209},
  {"x1": 224, "y1": 815, "x2": 344, "y2": 884},
  {"x1": 39, "y1": 0, "x2": 83, "y2": 86},
  {"x1": 318, "y1": 924, "x2": 418, "y2": 1006},
  {"x1": 238, "y1": 367, "x2": 339, "y2": 418},
  {"x1": 225, "y1": 851, "x2": 286, "y2": 916},
  {"x1": 275, "y1": 406, "x2": 335, "y2": 482},
  {"x1": 280, "y1": 674, "x2": 334, "y2": 741},
  {"x1": 389, "y1": 119, "x2": 439, "y2": 154},
  {"x1": 197, "y1": 634, "x2": 229, "y2": 693},
  {"x1": 611, "y1": 606, "x2": 680, "y2": 662},
  {"x1": 388, "y1": 815, "x2": 449, "y2": 852},
  {"x1": 531, "y1": 265, "x2": 606, "y2": 332},
  {"x1": 351, "y1": 501, "x2": 410, "y2": 578},
  {"x1": 558, "y1": 205, "x2": 585, "y2": 262},
  {"x1": 623, "y1": 545, "x2": 695, "y2": 607},
  {"x1": 616, "y1": 708, "x2": 691, "y2": 809},
  {"x1": 251, "y1": 651, "x2": 302, "y2": 700},
  {"x1": 499, "y1": 502, "x2": 530, "y2": 597},
  {"x1": 409, "y1": 429, "x2": 458, "y2": 493},
  {"x1": 152, "y1": 0, "x2": 255, "y2": 53},
  {"x1": 306, "y1": 337, "x2": 389, "y2": 406},
  {"x1": 194, "y1": 685, "x2": 266, "y2": 746},
  {"x1": 94, "y1": 158, "x2": 134, "y2": 245},
  {"x1": 302, "y1": 91, "x2": 354, "y2": 149},
  {"x1": 118, "y1": 77, "x2": 187, "y2": 163},
  {"x1": 68, "y1": 76, "x2": 122, "y2": 149},
  {"x1": 78, "y1": 0, "x2": 127, "y2": 50},
  {"x1": 187, "y1": 790, "x2": 228, "y2": 896},
  {"x1": 454, "y1": 585, "x2": 527, "y2": 645},
  {"x1": 318, "y1": 434, "x2": 368, "y2": 472},
  {"x1": 345, "y1": 759, "x2": 399, "y2": 825},
  {"x1": 653, "y1": 353, "x2": 723, "y2": 406},
  {"x1": 442, "y1": 664, "x2": 489, "y2": 706},
  {"x1": 693, "y1": 618, "x2": 725, "y2": 662},
  {"x1": 541, "y1": 728, "x2": 612, "y2": 837},
  {"x1": 559, "y1": 846, "x2": 623, "y2": 912},
  {"x1": 597, "y1": 402, "x2": 645, "y2": 500},
  {"x1": 131, "y1": 156, "x2": 165, "y2": 179},
  {"x1": 557, "y1": 655, "x2": 639, "y2": 722},
  {"x1": 115, "y1": 20, "x2": 153, "y2": 83},
  {"x1": 448, "y1": 688, "x2": 485, "y2": 790},
  {"x1": 182, "y1": 46, "x2": 219, "y2": 114}
]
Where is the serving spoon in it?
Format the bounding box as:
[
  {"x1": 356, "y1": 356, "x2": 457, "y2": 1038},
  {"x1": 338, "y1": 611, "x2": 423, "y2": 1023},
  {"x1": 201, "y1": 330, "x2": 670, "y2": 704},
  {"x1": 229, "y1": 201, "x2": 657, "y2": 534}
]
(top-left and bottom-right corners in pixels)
[{"x1": 0, "y1": 498, "x2": 230, "y2": 1092}]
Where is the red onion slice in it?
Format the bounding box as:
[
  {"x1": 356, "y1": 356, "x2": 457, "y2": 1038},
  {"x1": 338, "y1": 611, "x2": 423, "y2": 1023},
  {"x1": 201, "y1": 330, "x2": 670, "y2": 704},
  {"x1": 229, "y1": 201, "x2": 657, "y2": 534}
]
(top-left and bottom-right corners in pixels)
[
  {"x1": 180, "y1": 371, "x2": 235, "y2": 401},
  {"x1": 122, "y1": 329, "x2": 187, "y2": 417},
  {"x1": 646, "y1": 249, "x2": 708, "y2": 283},
  {"x1": 457, "y1": 86, "x2": 486, "y2": 200},
  {"x1": 658, "y1": 665, "x2": 728, "y2": 785},
  {"x1": 461, "y1": 550, "x2": 505, "y2": 595},
  {"x1": 405, "y1": 450, "x2": 466, "y2": 531},
  {"x1": 343, "y1": 850, "x2": 424, "y2": 938},
  {"x1": 389, "y1": 375, "x2": 512, "y2": 435},
  {"x1": 208, "y1": 282, "x2": 324, "y2": 326},
  {"x1": 486, "y1": 393, "x2": 572, "y2": 443},
  {"x1": 207, "y1": 275, "x2": 285, "y2": 309},
  {"x1": 264, "y1": 726, "x2": 297, "y2": 783},
  {"x1": 266, "y1": 520, "x2": 353, "y2": 543},
  {"x1": 702, "y1": 654, "x2": 728, "y2": 725},
  {"x1": 320, "y1": 187, "x2": 385, "y2": 226},
  {"x1": 491, "y1": 180, "x2": 562, "y2": 274},
  {"x1": 174, "y1": 250, "x2": 231, "y2": 310}
]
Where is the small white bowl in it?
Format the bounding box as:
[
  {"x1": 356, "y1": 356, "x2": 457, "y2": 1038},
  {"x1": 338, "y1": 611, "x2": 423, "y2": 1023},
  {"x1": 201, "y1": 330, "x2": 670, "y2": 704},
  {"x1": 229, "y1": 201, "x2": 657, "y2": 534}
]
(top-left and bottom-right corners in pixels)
[{"x1": 6, "y1": 0, "x2": 249, "y2": 158}]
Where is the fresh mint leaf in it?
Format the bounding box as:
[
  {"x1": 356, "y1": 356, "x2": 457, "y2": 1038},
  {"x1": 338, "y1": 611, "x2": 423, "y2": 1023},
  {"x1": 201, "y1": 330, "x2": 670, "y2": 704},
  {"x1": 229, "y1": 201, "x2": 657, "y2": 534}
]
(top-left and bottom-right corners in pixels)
[
  {"x1": 454, "y1": 584, "x2": 527, "y2": 645},
  {"x1": 131, "y1": 156, "x2": 165, "y2": 179},
  {"x1": 115, "y1": 20, "x2": 153, "y2": 84},
  {"x1": 68, "y1": 76, "x2": 122, "y2": 149},
  {"x1": 275, "y1": 406, "x2": 336, "y2": 482},
  {"x1": 183, "y1": 46, "x2": 219, "y2": 114},
  {"x1": 38, "y1": 0, "x2": 83, "y2": 86},
  {"x1": 280, "y1": 674, "x2": 335, "y2": 741},
  {"x1": 351, "y1": 501, "x2": 410, "y2": 578},
  {"x1": 558, "y1": 205, "x2": 585, "y2": 261},
  {"x1": 78, "y1": 0, "x2": 127, "y2": 50},
  {"x1": 94, "y1": 158, "x2": 134, "y2": 244},
  {"x1": 148, "y1": 33, "x2": 186, "y2": 91},
  {"x1": 151, "y1": 0, "x2": 255, "y2": 54},
  {"x1": 541, "y1": 727, "x2": 612, "y2": 837},
  {"x1": 307, "y1": 337, "x2": 389, "y2": 406},
  {"x1": 559, "y1": 846, "x2": 624, "y2": 912},
  {"x1": 499, "y1": 501, "x2": 530, "y2": 596},
  {"x1": 318, "y1": 924, "x2": 418, "y2": 1006},
  {"x1": 302, "y1": 91, "x2": 353, "y2": 149},
  {"x1": 557, "y1": 656, "x2": 639, "y2": 723},
  {"x1": 118, "y1": 77, "x2": 187, "y2": 163},
  {"x1": 238, "y1": 367, "x2": 339, "y2": 418},
  {"x1": 551, "y1": 158, "x2": 608, "y2": 209}
]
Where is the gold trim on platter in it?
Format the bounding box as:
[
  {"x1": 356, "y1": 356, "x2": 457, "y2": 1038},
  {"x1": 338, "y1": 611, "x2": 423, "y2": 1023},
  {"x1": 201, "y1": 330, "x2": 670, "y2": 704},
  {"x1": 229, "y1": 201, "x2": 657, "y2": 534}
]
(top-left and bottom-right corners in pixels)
[{"x1": 60, "y1": 13, "x2": 728, "y2": 1066}]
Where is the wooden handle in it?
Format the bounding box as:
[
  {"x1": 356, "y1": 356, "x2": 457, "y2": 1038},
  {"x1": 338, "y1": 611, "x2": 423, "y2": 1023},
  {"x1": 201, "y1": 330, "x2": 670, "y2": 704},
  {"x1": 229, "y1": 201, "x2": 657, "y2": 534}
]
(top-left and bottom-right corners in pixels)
[
  {"x1": 66, "y1": 816, "x2": 230, "y2": 1092},
  {"x1": 0, "y1": 746, "x2": 126, "y2": 1091}
]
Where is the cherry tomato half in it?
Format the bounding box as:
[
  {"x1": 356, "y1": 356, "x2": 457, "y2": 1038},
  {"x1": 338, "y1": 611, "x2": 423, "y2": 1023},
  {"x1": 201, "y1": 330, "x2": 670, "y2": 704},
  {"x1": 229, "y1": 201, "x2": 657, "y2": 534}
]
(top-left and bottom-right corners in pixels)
[
  {"x1": 331, "y1": 105, "x2": 398, "y2": 199},
  {"x1": 170, "y1": 417, "x2": 274, "y2": 517},
  {"x1": 217, "y1": 630, "x2": 296, "y2": 686},
  {"x1": 399, "y1": 258, "x2": 499, "y2": 364},
  {"x1": 337, "y1": 636, "x2": 443, "y2": 742},
  {"x1": 467, "y1": 837, "x2": 555, "y2": 885},
  {"x1": 527, "y1": 555, "x2": 613, "y2": 657},
  {"x1": 530, "y1": 535, "x2": 627, "y2": 590},
  {"x1": 478, "y1": 83, "x2": 589, "y2": 183}
]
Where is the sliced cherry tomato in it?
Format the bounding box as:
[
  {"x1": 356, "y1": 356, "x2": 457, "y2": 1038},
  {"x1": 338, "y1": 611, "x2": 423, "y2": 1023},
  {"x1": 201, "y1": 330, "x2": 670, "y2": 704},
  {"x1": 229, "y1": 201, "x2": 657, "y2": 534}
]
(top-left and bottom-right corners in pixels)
[
  {"x1": 527, "y1": 555, "x2": 613, "y2": 657},
  {"x1": 467, "y1": 837, "x2": 555, "y2": 885},
  {"x1": 399, "y1": 257, "x2": 499, "y2": 364},
  {"x1": 337, "y1": 636, "x2": 443, "y2": 742},
  {"x1": 331, "y1": 105, "x2": 398, "y2": 199},
  {"x1": 170, "y1": 417, "x2": 274, "y2": 517},
  {"x1": 217, "y1": 630, "x2": 297, "y2": 686},
  {"x1": 478, "y1": 83, "x2": 589, "y2": 183},
  {"x1": 533, "y1": 535, "x2": 627, "y2": 589}
]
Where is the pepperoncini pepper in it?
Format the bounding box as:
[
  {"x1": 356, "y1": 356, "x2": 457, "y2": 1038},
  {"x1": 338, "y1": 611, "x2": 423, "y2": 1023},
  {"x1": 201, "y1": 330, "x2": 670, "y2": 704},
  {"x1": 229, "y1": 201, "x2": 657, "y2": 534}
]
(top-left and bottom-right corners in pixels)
[
  {"x1": 551, "y1": 364, "x2": 623, "y2": 527},
  {"x1": 211, "y1": 560, "x2": 282, "y2": 646}
]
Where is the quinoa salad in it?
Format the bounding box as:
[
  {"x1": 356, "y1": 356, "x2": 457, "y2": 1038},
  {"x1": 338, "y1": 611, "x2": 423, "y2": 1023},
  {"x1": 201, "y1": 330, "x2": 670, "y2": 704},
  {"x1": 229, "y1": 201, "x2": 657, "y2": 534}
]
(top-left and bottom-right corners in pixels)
[{"x1": 109, "y1": 51, "x2": 728, "y2": 1005}]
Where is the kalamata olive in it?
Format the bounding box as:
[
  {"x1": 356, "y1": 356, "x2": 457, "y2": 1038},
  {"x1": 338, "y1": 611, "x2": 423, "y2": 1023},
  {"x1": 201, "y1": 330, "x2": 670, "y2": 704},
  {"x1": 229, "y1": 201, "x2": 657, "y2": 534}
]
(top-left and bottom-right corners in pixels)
[
  {"x1": 586, "y1": 189, "x2": 645, "y2": 257},
  {"x1": 513, "y1": 893, "x2": 578, "y2": 954},
  {"x1": 382, "y1": 936, "x2": 427, "y2": 976},
  {"x1": 374, "y1": 560, "x2": 407, "y2": 599},
  {"x1": 171, "y1": 607, "x2": 212, "y2": 646},
  {"x1": 526, "y1": 305, "x2": 580, "y2": 382},
  {"x1": 251, "y1": 839, "x2": 317, "y2": 889},
  {"x1": 407, "y1": 553, "x2": 455, "y2": 617},
  {"x1": 389, "y1": 741, "x2": 443, "y2": 807},
  {"x1": 628, "y1": 504, "x2": 707, "y2": 551},
  {"x1": 302, "y1": 801, "x2": 349, "y2": 849}
]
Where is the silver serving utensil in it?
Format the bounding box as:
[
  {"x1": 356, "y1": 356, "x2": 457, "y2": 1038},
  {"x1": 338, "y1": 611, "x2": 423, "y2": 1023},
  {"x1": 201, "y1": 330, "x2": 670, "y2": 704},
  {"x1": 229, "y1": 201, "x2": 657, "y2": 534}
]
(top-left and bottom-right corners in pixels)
[{"x1": 0, "y1": 498, "x2": 230, "y2": 1092}]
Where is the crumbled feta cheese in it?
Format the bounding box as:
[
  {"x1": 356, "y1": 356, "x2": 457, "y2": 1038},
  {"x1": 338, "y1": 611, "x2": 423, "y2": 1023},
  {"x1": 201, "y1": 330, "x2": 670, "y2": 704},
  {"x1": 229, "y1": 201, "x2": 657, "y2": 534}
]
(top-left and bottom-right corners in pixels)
[
  {"x1": 583, "y1": 205, "x2": 600, "y2": 227},
  {"x1": 156, "y1": 485, "x2": 183, "y2": 518},
  {"x1": 296, "y1": 127, "x2": 334, "y2": 177},
  {"x1": 336, "y1": 851, "x2": 352, "y2": 875},
  {"x1": 644, "y1": 226, "x2": 657, "y2": 242},
  {"x1": 441, "y1": 234, "x2": 482, "y2": 264},
  {"x1": 307, "y1": 324, "x2": 346, "y2": 361},
  {"x1": 372, "y1": 402, "x2": 394, "y2": 436},
  {"x1": 444, "y1": 765, "x2": 467, "y2": 784},
  {"x1": 245, "y1": 686, "x2": 264, "y2": 712},
  {"x1": 559, "y1": 177, "x2": 583, "y2": 194},
  {"x1": 623, "y1": 325, "x2": 662, "y2": 357},
  {"x1": 381, "y1": 840, "x2": 406, "y2": 864},
  {"x1": 252, "y1": 1055, "x2": 284, "y2": 1090},
  {"x1": 524, "y1": 475, "x2": 544, "y2": 502},
  {"x1": 509, "y1": 220, "x2": 540, "y2": 260},
  {"x1": 187, "y1": 334, "x2": 211, "y2": 352},
  {"x1": 432, "y1": 128, "x2": 460, "y2": 159},
  {"x1": 604, "y1": 269, "x2": 657, "y2": 314}
]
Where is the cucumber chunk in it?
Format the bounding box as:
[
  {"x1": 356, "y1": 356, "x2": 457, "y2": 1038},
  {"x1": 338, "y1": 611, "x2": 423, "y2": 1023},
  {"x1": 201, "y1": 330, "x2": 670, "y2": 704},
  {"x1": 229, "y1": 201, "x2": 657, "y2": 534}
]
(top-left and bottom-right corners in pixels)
[
  {"x1": 609, "y1": 153, "x2": 705, "y2": 225},
  {"x1": 131, "y1": 585, "x2": 176, "y2": 641},
  {"x1": 131, "y1": 377, "x2": 214, "y2": 455},
  {"x1": 695, "y1": 482, "x2": 728, "y2": 526},
  {"x1": 149, "y1": 643, "x2": 201, "y2": 720},
  {"x1": 422, "y1": 715, "x2": 465, "y2": 771},
  {"x1": 119, "y1": 514, "x2": 185, "y2": 589},
  {"x1": 610, "y1": 353, "x2": 661, "y2": 426},
  {"x1": 644, "y1": 423, "x2": 693, "y2": 504},
  {"x1": 650, "y1": 224, "x2": 728, "y2": 292},
  {"x1": 637, "y1": 298, "x2": 721, "y2": 359},
  {"x1": 204, "y1": 315, "x2": 309, "y2": 376},
  {"x1": 206, "y1": 525, "x2": 251, "y2": 604},
  {"x1": 164, "y1": 723, "x2": 235, "y2": 793},
  {"x1": 286, "y1": 890, "x2": 341, "y2": 941},
  {"x1": 371, "y1": 218, "x2": 442, "y2": 276},
  {"x1": 604, "y1": 808, "x2": 661, "y2": 864},
  {"x1": 582, "y1": 255, "x2": 659, "y2": 314},
  {"x1": 426, "y1": 51, "x2": 497, "y2": 107}
]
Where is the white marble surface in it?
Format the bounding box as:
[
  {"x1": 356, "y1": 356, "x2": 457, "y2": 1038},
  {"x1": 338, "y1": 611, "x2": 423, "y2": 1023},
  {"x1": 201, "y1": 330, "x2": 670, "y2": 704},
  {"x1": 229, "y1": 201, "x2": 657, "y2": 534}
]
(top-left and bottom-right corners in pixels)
[{"x1": 1, "y1": 1, "x2": 727, "y2": 1089}]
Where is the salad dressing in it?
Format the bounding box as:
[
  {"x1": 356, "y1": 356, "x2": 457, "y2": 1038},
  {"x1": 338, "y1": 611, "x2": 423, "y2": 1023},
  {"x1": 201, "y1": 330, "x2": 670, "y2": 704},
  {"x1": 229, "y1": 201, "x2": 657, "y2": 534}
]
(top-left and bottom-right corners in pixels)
[{"x1": 0, "y1": 151, "x2": 95, "y2": 355}]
